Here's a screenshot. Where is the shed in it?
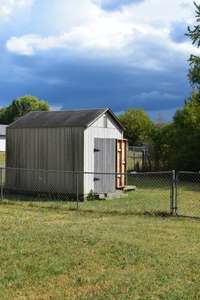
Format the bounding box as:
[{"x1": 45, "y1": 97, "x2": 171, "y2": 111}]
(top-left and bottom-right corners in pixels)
[
  {"x1": 6, "y1": 108, "x2": 127, "y2": 197},
  {"x1": 0, "y1": 124, "x2": 7, "y2": 152}
]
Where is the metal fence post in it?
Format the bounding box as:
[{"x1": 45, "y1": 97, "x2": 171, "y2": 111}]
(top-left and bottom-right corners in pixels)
[
  {"x1": 0, "y1": 168, "x2": 3, "y2": 201},
  {"x1": 170, "y1": 170, "x2": 177, "y2": 215},
  {"x1": 76, "y1": 172, "x2": 79, "y2": 210},
  {"x1": 174, "y1": 171, "x2": 178, "y2": 215},
  {"x1": 170, "y1": 170, "x2": 175, "y2": 215}
]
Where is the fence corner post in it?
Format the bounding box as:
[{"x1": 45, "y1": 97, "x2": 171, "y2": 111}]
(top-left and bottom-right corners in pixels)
[
  {"x1": 0, "y1": 168, "x2": 3, "y2": 201},
  {"x1": 76, "y1": 172, "x2": 79, "y2": 210},
  {"x1": 174, "y1": 170, "x2": 178, "y2": 216},
  {"x1": 171, "y1": 170, "x2": 177, "y2": 216}
]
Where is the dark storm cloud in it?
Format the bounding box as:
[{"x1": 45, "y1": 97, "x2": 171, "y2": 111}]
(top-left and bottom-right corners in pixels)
[{"x1": 0, "y1": 49, "x2": 190, "y2": 119}]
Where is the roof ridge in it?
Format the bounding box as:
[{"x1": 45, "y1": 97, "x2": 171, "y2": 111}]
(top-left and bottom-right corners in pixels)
[
  {"x1": 28, "y1": 108, "x2": 108, "y2": 113},
  {"x1": 8, "y1": 108, "x2": 123, "y2": 131}
]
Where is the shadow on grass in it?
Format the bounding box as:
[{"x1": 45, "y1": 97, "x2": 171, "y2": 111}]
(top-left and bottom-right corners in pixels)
[
  {"x1": 72, "y1": 208, "x2": 200, "y2": 220},
  {"x1": 1, "y1": 197, "x2": 200, "y2": 221},
  {"x1": 175, "y1": 214, "x2": 200, "y2": 221},
  {"x1": 69, "y1": 207, "x2": 173, "y2": 219},
  {"x1": 0, "y1": 198, "x2": 174, "y2": 219}
]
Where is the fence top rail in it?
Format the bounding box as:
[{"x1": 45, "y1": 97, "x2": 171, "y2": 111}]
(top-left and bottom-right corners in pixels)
[
  {"x1": 178, "y1": 171, "x2": 200, "y2": 175},
  {"x1": 128, "y1": 171, "x2": 173, "y2": 175},
  {"x1": 0, "y1": 167, "x2": 173, "y2": 176}
]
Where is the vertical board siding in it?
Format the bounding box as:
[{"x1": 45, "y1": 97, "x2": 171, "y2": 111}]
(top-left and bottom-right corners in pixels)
[
  {"x1": 84, "y1": 112, "x2": 123, "y2": 194},
  {"x1": 6, "y1": 127, "x2": 84, "y2": 195}
]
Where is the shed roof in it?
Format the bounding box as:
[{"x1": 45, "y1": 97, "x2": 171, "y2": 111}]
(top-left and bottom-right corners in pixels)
[
  {"x1": 8, "y1": 108, "x2": 123, "y2": 130},
  {"x1": 0, "y1": 125, "x2": 7, "y2": 136}
]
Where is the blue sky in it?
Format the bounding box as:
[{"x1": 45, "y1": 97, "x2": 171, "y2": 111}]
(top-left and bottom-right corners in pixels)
[{"x1": 0, "y1": 0, "x2": 198, "y2": 121}]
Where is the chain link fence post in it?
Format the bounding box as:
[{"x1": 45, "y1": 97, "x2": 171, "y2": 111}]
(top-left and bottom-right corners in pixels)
[
  {"x1": 170, "y1": 170, "x2": 175, "y2": 215},
  {"x1": 174, "y1": 171, "x2": 178, "y2": 215},
  {"x1": 76, "y1": 172, "x2": 79, "y2": 210},
  {"x1": 0, "y1": 168, "x2": 3, "y2": 201},
  {"x1": 170, "y1": 170, "x2": 177, "y2": 215}
]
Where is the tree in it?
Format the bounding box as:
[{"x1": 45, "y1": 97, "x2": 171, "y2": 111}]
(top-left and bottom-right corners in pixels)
[
  {"x1": 165, "y1": 2, "x2": 200, "y2": 170},
  {"x1": 148, "y1": 2, "x2": 200, "y2": 171},
  {"x1": 0, "y1": 95, "x2": 50, "y2": 124},
  {"x1": 186, "y1": 2, "x2": 200, "y2": 87},
  {"x1": 172, "y1": 91, "x2": 200, "y2": 170},
  {"x1": 119, "y1": 109, "x2": 153, "y2": 145}
]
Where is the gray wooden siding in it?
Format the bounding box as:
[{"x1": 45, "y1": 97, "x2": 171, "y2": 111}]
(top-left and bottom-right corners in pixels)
[
  {"x1": 94, "y1": 138, "x2": 116, "y2": 193},
  {"x1": 6, "y1": 127, "x2": 84, "y2": 195}
]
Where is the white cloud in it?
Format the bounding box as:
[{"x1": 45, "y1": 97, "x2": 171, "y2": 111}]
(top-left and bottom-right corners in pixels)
[
  {"x1": 50, "y1": 104, "x2": 63, "y2": 111},
  {"x1": 5, "y1": 0, "x2": 198, "y2": 69},
  {"x1": 136, "y1": 91, "x2": 180, "y2": 101},
  {"x1": 0, "y1": 0, "x2": 34, "y2": 17}
]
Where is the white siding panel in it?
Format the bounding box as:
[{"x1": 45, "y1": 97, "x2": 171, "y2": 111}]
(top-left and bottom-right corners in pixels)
[
  {"x1": 0, "y1": 137, "x2": 6, "y2": 152},
  {"x1": 84, "y1": 123, "x2": 123, "y2": 194},
  {"x1": 91, "y1": 113, "x2": 119, "y2": 129}
]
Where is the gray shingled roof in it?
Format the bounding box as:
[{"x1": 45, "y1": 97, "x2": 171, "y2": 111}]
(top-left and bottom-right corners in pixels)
[
  {"x1": 8, "y1": 108, "x2": 123, "y2": 130},
  {"x1": 0, "y1": 125, "x2": 7, "y2": 136}
]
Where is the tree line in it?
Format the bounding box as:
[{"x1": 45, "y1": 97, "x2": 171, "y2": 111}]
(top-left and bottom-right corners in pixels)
[{"x1": 1, "y1": 3, "x2": 200, "y2": 171}]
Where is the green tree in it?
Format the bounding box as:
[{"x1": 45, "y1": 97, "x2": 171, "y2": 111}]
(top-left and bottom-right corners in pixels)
[
  {"x1": 166, "y1": 2, "x2": 200, "y2": 170},
  {"x1": 149, "y1": 2, "x2": 200, "y2": 171},
  {"x1": 150, "y1": 123, "x2": 176, "y2": 170},
  {"x1": 186, "y1": 2, "x2": 200, "y2": 87},
  {"x1": 0, "y1": 95, "x2": 50, "y2": 124},
  {"x1": 119, "y1": 109, "x2": 153, "y2": 145},
  {"x1": 172, "y1": 91, "x2": 200, "y2": 170}
]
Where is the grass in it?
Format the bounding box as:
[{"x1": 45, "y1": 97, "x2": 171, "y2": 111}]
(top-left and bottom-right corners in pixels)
[
  {"x1": 177, "y1": 182, "x2": 200, "y2": 217},
  {"x1": 0, "y1": 187, "x2": 200, "y2": 300}
]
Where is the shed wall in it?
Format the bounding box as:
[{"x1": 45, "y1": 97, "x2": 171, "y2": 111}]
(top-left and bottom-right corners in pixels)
[
  {"x1": 84, "y1": 113, "x2": 123, "y2": 194},
  {"x1": 6, "y1": 127, "x2": 84, "y2": 195}
]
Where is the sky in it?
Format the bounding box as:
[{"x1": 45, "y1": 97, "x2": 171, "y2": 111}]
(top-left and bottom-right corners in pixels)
[{"x1": 0, "y1": 0, "x2": 198, "y2": 121}]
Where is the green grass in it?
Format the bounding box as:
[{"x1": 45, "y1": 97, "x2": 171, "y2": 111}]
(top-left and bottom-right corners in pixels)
[
  {"x1": 0, "y1": 188, "x2": 200, "y2": 300},
  {"x1": 177, "y1": 182, "x2": 200, "y2": 217},
  {"x1": 0, "y1": 152, "x2": 5, "y2": 167}
]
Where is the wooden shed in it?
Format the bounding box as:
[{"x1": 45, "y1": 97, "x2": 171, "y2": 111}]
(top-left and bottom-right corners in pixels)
[
  {"x1": 0, "y1": 124, "x2": 7, "y2": 153},
  {"x1": 6, "y1": 108, "x2": 127, "y2": 197}
]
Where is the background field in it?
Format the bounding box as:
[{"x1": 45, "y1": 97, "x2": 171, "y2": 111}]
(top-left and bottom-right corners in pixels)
[
  {"x1": 0, "y1": 189, "x2": 200, "y2": 300},
  {"x1": 0, "y1": 152, "x2": 5, "y2": 167}
]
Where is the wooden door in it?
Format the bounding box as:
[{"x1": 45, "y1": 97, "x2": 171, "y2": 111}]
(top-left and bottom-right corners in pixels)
[
  {"x1": 116, "y1": 139, "x2": 128, "y2": 189},
  {"x1": 94, "y1": 138, "x2": 116, "y2": 194}
]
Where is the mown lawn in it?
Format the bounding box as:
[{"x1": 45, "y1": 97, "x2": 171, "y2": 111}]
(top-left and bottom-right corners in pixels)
[
  {"x1": 0, "y1": 189, "x2": 200, "y2": 300},
  {"x1": 177, "y1": 183, "x2": 200, "y2": 217}
]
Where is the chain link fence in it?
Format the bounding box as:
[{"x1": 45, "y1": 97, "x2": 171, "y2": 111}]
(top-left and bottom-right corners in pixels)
[
  {"x1": 0, "y1": 167, "x2": 175, "y2": 215},
  {"x1": 127, "y1": 171, "x2": 174, "y2": 215},
  {"x1": 177, "y1": 171, "x2": 200, "y2": 218},
  {"x1": 2, "y1": 167, "x2": 200, "y2": 217},
  {"x1": 0, "y1": 168, "x2": 80, "y2": 204}
]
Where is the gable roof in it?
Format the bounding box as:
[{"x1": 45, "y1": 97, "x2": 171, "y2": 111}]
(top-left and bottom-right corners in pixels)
[
  {"x1": 8, "y1": 108, "x2": 124, "y2": 130},
  {"x1": 0, "y1": 125, "x2": 7, "y2": 136}
]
